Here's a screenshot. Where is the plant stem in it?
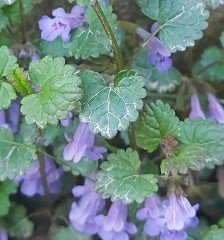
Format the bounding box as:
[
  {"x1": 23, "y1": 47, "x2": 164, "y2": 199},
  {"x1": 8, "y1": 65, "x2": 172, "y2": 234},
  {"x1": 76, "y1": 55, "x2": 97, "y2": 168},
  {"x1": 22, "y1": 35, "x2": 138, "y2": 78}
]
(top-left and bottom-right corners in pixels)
[
  {"x1": 18, "y1": 0, "x2": 26, "y2": 43},
  {"x1": 38, "y1": 151, "x2": 53, "y2": 212},
  {"x1": 92, "y1": 1, "x2": 124, "y2": 72}
]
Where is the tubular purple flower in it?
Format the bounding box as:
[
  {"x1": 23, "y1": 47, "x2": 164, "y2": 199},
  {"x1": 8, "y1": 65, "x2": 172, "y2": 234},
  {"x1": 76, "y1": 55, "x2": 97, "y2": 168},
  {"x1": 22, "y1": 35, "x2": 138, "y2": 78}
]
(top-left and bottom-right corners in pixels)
[
  {"x1": 63, "y1": 122, "x2": 107, "y2": 163},
  {"x1": 189, "y1": 95, "x2": 206, "y2": 120},
  {"x1": 15, "y1": 157, "x2": 63, "y2": 197},
  {"x1": 137, "y1": 193, "x2": 199, "y2": 240},
  {"x1": 39, "y1": 5, "x2": 86, "y2": 42},
  {"x1": 95, "y1": 201, "x2": 137, "y2": 240},
  {"x1": 160, "y1": 230, "x2": 188, "y2": 240},
  {"x1": 208, "y1": 93, "x2": 224, "y2": 123},
  {"x1": 136, "y1": 25, "x2": 172, "y2": 72},
  {"x1": 69, "y1": 178, "x2": 105, "y2": 235}
]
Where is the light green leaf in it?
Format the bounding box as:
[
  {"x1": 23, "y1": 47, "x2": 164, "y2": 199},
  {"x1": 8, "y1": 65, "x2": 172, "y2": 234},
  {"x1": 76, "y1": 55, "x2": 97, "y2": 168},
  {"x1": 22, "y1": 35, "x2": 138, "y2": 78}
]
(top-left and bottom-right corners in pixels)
[
  {"x1": 54, "y1": 226, "x2": 91, "y2": 240},
  {"x1": 192, "y1": 46, "x2": 224, "y2": 82},
  {"x1": 0, "y1": 82, "x2": 17, "y2": 110},
  {"x1": 0, "y1": 46, "x2": 18, "y2": 77},
  {"x1": 204, "y1": 0, "x2": 224, "y2": 8},
  {"x1": 136, "y1": 0, "x2": 209, "y2": 51},
  {"x1": 4, "y1": 204, "x2": 34, "y2": 238},
  {"x1": 0, "y1": 14, "x2": 8, "y2": 31},
  {"x1": 0, "y1": 180, "x2": 17, "y2": 216},
  {"x1": 68, "y1": 3, "x2": 117, "y2": 59},
  {"x1": 160, "y1": 144, "x2": 217, "y2": 175},
  {"x1": 21, "y1": 56, "x2": 82, "y2": 128},
  {"x1": 133, "y1": 50, "x2": 181, "y2": 93},
  {"x1": 0, "y1": 127, "x2": 37, "y2": 181},
  {"x1": 80, "y1": 70, "x2": 146, "y2": 139},
  {"x1": 135, "y1": 100, "x2": 180, "y2": 153},
  {"x1": 201, "y1": 225, "x2": 224, "y2": 240},
  {"x1": 178, "y1": 118, "x2": 224, "y2": 167},
  {"x1": 95, "y1": 148, "x2": 158, "y2": 203}
]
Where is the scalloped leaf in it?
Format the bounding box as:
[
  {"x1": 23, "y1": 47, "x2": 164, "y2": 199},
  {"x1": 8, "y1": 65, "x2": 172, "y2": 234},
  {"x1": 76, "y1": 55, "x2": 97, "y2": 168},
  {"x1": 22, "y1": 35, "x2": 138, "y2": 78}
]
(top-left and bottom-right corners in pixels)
[
  {"x1": 95, "y1": 148, "x2": 158, "y2": 203},
  {"x1": 135, "y1": 100, "x2": 180, "y2": 153},
  {"x1": 21, "y1": 56, "x2": 82, "y2": 128},
  {"x1": 79, "y1": 70, "x2": 146, "y2": 139},
  {"x1": 136, "y1": 0, "x2": 209, "y2": 51},
  {"x1": 160, "y1": 144, "x2": 218, "y2": 175},
  {"x1": 68, "y1": 3, "x2": 117, "y2": 59},
  {"x1": 178, "y1": 118, "x2": 224, "y2": 167},
  {"x1": 0, "y1": 127, "x2": 37, "y2": 180}
]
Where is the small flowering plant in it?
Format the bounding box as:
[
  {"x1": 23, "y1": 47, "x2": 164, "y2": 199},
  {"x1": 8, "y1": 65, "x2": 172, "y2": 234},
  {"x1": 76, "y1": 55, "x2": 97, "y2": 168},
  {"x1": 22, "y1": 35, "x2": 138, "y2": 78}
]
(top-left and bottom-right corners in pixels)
[{"x1": 1, "y1": 0, "x2": 224, "y2": 239}]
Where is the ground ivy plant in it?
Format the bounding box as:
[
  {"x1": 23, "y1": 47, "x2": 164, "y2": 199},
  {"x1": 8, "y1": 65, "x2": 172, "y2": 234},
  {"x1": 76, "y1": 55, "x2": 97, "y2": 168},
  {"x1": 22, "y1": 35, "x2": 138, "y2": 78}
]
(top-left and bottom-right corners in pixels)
[{"x1": 1, "y1": 0, "x2": 224, "y2": 239}]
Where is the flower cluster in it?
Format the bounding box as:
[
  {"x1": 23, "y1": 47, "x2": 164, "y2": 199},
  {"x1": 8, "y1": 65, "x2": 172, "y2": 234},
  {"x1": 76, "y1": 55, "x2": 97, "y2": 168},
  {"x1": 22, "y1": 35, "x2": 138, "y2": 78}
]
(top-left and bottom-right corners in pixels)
[
  {"x1": 137, "y1": 23, "x2": 172, "y2": 72},
  {"x1": 69, "y1": 177, "x2": 137, "y2": 240},
  {"x1": 190, "y1": 93, "x2": 224, "y2": 123},
  {"x1": 63, "y1": 122, "x2": 107, "y2": 163},
  {"x1": 15, "y1": 157, "x2": 64, "y2": 197},
  {"x1": 39, "y1": 5, "x2": 86, "y2": 42},
  {"x1": 137, "y1": 193, "x2": 199, "y2": 240}
]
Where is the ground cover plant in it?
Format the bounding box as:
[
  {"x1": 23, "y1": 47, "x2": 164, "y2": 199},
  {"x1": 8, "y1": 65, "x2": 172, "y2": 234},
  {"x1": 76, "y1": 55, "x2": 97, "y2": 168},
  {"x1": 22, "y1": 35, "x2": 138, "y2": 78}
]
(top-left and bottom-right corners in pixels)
[{"x1": 1, "y1": 0, "x2": 224, "y2": 239}]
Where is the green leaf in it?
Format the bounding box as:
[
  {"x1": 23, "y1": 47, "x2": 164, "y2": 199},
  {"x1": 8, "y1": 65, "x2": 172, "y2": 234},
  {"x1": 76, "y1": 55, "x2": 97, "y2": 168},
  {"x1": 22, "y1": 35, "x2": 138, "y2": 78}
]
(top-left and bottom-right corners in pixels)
[
  {"x1": 135, "y1": 100, "x2": 180, "y2": 153},
  {"x1": 0, "y1": 46, "x2": 18, "y2": 77},
  {"x1": 54, "y1": 226, "x2": 91, "y2": 240},
  {"x1": 21, "y1": 56, "x2": 82, "y2": 128},
  {"x1": 136, "y1": 0, "x2": 209, "y2": 51},
  {"x1": 4, "y1": 204, "x2": 34, "y2": 238},
  {"x1": 0, "y1": 82, "x2": 16, "y2": 110},
  {"x1": 201, "y1": 225, "x2": 224, "y2": 240},
  {"x1": 16, "y1": 118, "x2": 37, "y2": 142},
  {"x1": 133, "y1": 50, "x2": 181, "y2": 93},
  {"x1": 204, "y1": 0, "x2": 224, "y2": 8},
  {"x1": 0, "y1": 127, "x2": 37, "y2": 180},
  {"x1": 0, "y1": 180, "x2": 17, "y2": 216},
  {"x1": 192, "y1": 46, "x2": 224, "y2": 82},
  {"x1": 80, "y1": 70, "x2": 146, "y2": 139},
  {"x1": 68, "y1": 3, "x2": 117, "y2": 59},
  {"x1": 160, "y1": 144, "x2": 216, "y2": 175},
  {"x1": 40, "y1": 37, "x2": 69, "y2": 57},
  {"x1": 95, "y1": 148, "x2": 158, "y2": 203},
  {"x1": 178, "y1": 118, "x2": 224, "y2": 167},
  {"x1": 0, "y1": 14, "x2": 8, "y2": 31}
]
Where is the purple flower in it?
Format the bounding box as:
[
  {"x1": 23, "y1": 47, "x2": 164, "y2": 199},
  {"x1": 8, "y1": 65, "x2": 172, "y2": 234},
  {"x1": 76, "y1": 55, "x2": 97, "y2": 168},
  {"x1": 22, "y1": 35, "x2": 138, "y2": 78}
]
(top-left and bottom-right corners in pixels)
[
  {"x1": 137, "y1": 24, "x2": 172, "y2": 72},
  {"x1": 39, "y1": 5, "x2": 86, "y2": 42},
  {"x1": 16, "y1": 157, "x2": 63, "y2": 197},
  {"x1": 19, "y1": 49, "x2": 40, "y2": 62},
  {"x1": 63, "y1": 122, "x2": 107, "y2": 163},
  {"x1": 208, "y1": 93, "x2": 224, "y2": 123},
  {"x1": 0, "y1": 101, "x2": 20, "y2": 132},
  {"x1": 95, "y1": 201, "x2": 137, "y2": 240},
  {"x1": 60, "y1": 112, "x2": 73, "y2": 127},
  {"x1": 189, "y1": 95, "x2": 206, "y2": 120},
  {"x1": 69, "y1": 177, "x2": 105, "y2": 234},
  {"x1": 136, "y1": 193, "x2": 199, "y2": 240},
  {"x1": 0, "y1": 229, "x2": 8, "y2": 240}
]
